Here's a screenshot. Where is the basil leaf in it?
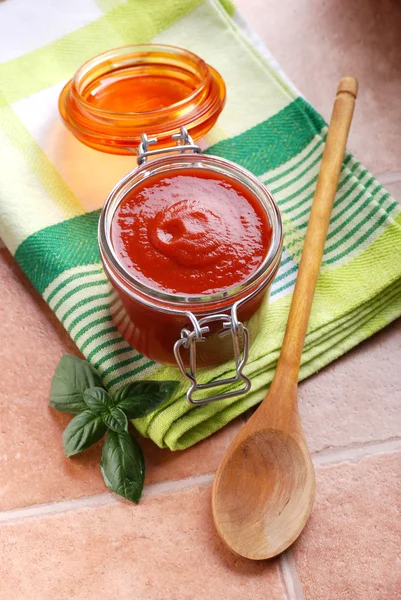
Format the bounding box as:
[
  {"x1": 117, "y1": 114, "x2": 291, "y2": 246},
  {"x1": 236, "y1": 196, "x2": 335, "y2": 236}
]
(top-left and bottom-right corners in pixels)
[
  {"x1": 83, "y1": 389, "x2": 128, "y2": 432},
  {"x1": 113, "y1": 380, "x2": 179, "y2": 419},
  {"x1": 100, "y1": 431, "x2": 145, "y2": 503},
  {"x1": 83, "y1": 387, "x2": 113, "y2": 414},
  {"x1": 62, "y1": 410, "x2": 107, "y2": 457},
  {"x1": 102, "y1": 406, "x2": 128, "y2": 433},
  {"x1": 50, "y1": 355, "x2": 103, "y2": 414}
]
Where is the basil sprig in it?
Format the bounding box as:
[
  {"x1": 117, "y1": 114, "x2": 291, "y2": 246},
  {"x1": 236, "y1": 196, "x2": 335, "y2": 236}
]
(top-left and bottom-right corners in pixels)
[{"x1": 50, "y1": 355, "x2": 178, "y2": 503}]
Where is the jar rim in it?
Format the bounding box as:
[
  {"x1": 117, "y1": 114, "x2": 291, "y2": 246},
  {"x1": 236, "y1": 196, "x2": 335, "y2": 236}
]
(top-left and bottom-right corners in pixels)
[
  {"x1": 59, "y1": 44, "x2": 226, "y2": 154},
  {"x1": 98, "y1": 153, "x2": 283, "y2": 310}
]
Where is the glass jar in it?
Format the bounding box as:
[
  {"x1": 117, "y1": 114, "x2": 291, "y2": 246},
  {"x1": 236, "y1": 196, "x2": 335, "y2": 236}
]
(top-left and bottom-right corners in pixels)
[
  {"x1": 98, "y1": 129, "x2": 283, "y2": 404},
  {"x1": 59, "y1": 44, "x2": 283, "y2": 404}
]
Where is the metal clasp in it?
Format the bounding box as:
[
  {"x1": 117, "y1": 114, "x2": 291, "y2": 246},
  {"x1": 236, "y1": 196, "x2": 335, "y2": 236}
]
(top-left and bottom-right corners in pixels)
[
  {"x1": 173, "y1": 303, "x2": 251, "y2": 405},
  {"x1": 137, "y1": 126, "x2": 201, "y2": 165}
]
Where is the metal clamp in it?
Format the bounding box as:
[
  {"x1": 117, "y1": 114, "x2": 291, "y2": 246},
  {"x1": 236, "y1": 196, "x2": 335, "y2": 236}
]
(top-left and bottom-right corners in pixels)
[
  {"x1": 137, "y1": 126, "x2": 201, "y2": 165},
  {"x1": 173, "y1": 303, "x2": 251, "y2": 405}
]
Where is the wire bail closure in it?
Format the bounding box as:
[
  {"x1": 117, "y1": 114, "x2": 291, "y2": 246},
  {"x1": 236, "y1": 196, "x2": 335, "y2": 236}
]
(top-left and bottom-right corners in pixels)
[
  {"x1": 174, "y1": 303, "x2": 251, "y2": 405},
  {"x1": 137, "y1": 126, "x2": 201, "y2": 165},
  {"x1": 136, "y1": 127, "x2": 252, "y2": 405}
]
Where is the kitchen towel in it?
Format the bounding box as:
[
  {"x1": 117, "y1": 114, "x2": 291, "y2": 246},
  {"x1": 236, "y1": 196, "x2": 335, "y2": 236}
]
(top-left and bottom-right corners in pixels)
[{"x1": 1, "y1": 0, "x2": 400, "y2": 449}]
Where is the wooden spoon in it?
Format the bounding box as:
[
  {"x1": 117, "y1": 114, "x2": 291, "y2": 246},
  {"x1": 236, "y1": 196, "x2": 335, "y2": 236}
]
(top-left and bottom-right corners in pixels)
[{"x1": 212, "y1": 77, "x2": 358, "y2": 560}]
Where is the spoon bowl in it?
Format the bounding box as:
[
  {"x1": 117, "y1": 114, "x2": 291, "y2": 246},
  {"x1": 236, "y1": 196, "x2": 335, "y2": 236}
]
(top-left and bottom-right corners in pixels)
[{"x1": 213, "y1": 400, "x2": 316, "y2": 560}]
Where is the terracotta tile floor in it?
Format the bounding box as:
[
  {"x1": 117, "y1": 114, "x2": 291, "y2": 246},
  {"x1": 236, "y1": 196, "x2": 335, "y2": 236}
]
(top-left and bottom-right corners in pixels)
[
  {"x1": 293, "y1": 453, "x2": 401, "y2": 600},
  {"x1": 1, "y1": 1, "x2": 401, "y2": 598}
]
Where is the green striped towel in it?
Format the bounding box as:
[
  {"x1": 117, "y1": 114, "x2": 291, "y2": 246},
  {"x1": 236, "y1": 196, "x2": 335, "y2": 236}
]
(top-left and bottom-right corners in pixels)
[{"x1": 1, "y1": 0, "x2": 400, "y2": 450}]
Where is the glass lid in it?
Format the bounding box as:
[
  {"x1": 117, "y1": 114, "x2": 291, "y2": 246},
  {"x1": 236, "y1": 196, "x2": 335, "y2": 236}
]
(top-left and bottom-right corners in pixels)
[{"x1": 59, "y1": 44, "x2": 226, "y2": 155}]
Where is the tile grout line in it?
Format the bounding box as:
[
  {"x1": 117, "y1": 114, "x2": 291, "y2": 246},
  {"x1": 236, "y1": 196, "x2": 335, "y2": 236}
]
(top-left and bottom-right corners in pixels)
[
  {"x1": 0, "y1": 438, "x2": 400, "y2": 524},
  {"x1": 277, "y1": 559, "x2": 292, "y2": 600},
  {"x1": 375, "y1": 171, "x2": 401, "y2": 185},
  {"x1": 311, "y1": 437, "x2": 401, "y2": 466},
  {"x1": 0, "y1": 472, "x2": 215, "y2": 524},
  {"x1": 143, "y1": 472, "x2": 214, "y2": 499},
  {"x1": 0, "y1": 492, "x2": 116, "y2": 524},
  {"x1": 279, "y1": 550, "x2": 306, "y2": 600}
]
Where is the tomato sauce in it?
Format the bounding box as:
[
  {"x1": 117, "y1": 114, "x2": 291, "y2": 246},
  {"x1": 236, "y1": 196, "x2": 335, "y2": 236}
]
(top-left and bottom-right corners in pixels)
[{"x1": 111, "y1": 168, "x2": 272, "y2": 296}]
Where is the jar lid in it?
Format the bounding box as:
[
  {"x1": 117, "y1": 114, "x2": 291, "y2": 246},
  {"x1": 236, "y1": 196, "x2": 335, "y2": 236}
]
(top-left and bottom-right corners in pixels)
[{"x1": 59, "y1": 44, "x2": 226, "y2": 155}]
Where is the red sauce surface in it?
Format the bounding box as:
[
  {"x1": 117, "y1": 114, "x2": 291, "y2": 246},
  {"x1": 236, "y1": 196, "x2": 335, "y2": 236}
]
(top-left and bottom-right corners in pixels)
[{"x1": 111, "y1": 168, "x2": 272, "y2": 295}]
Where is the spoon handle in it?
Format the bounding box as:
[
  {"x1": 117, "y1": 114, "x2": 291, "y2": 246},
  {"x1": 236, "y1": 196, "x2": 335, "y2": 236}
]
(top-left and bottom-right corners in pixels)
[{"x1": 276, "y1": 77, "x2": 358, "y2": 384}]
